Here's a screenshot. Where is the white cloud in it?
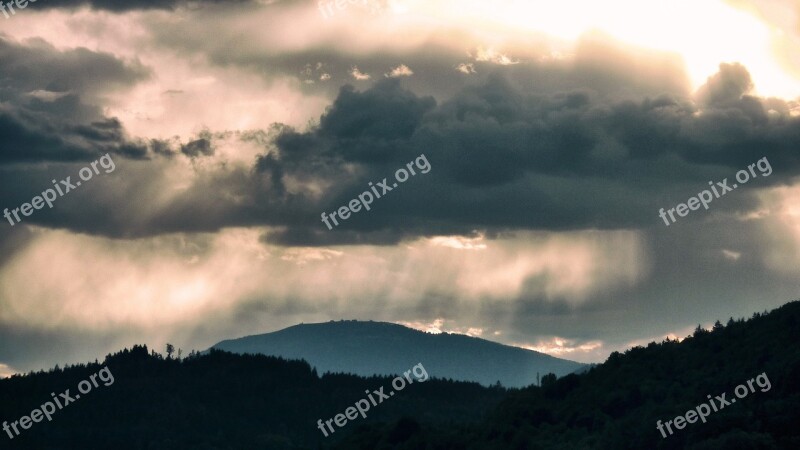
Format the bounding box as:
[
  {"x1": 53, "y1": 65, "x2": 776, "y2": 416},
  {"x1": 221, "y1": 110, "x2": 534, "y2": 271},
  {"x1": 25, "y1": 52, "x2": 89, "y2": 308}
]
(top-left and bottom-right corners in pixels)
[
  {"x1": 427, "y1": 233, "x2": 487, "y2": 250},
  {"x1": 351, "y1": 66, "x2": 372, "y2": 80},
  {"x1": 518, "y1": 337, "x2": 604, "y2": 361},
  {"x1": 0, "y1": 229, "x2": 648, "y2": 334},
  {"x1": 623, "y1": 325, "x2": 696, "y2": 349},
  {"x1": 471, "y1": 47, "x2": 520, "y2": 65},
  {"x1": 722, "y1": 249, "x2": 742, "y2": 261},
  {"x1": 385, "y1": 64, "x2": 414, "y2": 77},
  {"x1": 0, "y1": 363, "x2": 18, "y2": 379},
  {"x1": 397, "y1": 318, "x2": 485, "y2": 336},
  {"x1": 455, "y1": 62, "x2": 476, "y2": 74},
  {"x1": 281, "y1": 248, "x2": 343, "y2": 265},
  {"x1": 397, "y1": 318, "x2": 445, "y2": 334}
]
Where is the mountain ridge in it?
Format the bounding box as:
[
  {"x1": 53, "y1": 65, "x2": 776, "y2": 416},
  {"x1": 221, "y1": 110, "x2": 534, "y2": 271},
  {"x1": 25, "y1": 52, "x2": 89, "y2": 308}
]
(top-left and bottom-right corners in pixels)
[{"x1": 212, "y1": 319, "x2": 585, "y2": 388}]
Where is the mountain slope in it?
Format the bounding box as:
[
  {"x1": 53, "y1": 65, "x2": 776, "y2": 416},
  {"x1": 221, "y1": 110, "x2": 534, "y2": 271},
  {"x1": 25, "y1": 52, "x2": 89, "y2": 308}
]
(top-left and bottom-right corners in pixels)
[
  {"x1": 212, "y1": 320, "x2": 585, "y2": 388},
  {"x1": 337, "y1": 300, "x2": 800, "y2": 449}
]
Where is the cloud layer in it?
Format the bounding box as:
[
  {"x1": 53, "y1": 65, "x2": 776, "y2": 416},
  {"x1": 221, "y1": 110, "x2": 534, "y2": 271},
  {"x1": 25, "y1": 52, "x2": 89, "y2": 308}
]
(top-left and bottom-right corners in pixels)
[{"x1": 0, "y1": 0, "x2": 799, "y2": 374}]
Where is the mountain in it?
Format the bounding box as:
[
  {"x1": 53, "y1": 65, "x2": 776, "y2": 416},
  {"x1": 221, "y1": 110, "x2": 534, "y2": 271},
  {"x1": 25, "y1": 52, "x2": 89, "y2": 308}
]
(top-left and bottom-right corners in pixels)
[
  {"x1": 2, "y1": 303, "x2": 797, "y2": 449},
  {"x1": 211, "y1": 320, "x2": 586, "y2": 388},
  {"x1": 337, "y1": 301, "x2": 800, "y2": 449}
]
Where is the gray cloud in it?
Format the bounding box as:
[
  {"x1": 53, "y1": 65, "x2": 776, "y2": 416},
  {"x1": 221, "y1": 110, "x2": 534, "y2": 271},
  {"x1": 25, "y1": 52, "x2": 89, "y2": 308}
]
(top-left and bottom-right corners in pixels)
[
  {"x1": 247, "y1": 66, "x2": 800, "y2": 246},
  {"x1": 0, "y1": 36, "x2": 152, "y2": 162},
  {"x1": 4, "y1": 55, "x2": 799, "y2": 243},
  {"x1": 2, "y1": 0, "x2": 799, "y2": 379},
  {"x1": 181, "y1": 135, "x2": 215, "y2": 158},
  {"x1": 148, "y1": 26, "x2": 691, "y2": 103}
]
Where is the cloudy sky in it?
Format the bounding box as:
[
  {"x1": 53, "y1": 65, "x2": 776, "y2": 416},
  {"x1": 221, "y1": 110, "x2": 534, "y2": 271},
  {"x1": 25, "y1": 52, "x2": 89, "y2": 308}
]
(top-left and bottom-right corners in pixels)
[{"x1": 1, "y1": 0, "x2": 799, "y2": 375}]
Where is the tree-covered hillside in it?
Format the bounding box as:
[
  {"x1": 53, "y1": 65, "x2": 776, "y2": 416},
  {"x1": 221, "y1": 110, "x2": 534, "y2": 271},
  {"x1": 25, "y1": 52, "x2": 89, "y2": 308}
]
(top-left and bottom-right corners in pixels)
[
  {"x1": 0, "y1": 347, "x2": 506, "y2": 449},
  {"x1": 3, "y1": 301, "x2": 798, "y2": 449},
  {"x1": 337, "y1": 301, "x2": 800, "y2": 449}
]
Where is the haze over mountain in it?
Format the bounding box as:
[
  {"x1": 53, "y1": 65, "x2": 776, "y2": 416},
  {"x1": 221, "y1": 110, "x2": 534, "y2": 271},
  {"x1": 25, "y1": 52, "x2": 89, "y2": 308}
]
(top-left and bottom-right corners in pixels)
[{"x1": 212, "y1": 320, "x2": 585, "y2": 388}]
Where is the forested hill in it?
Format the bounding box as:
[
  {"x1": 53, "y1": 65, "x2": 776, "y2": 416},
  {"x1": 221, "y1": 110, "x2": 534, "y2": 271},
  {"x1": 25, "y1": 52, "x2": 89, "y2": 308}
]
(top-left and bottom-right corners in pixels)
[
  {"x1": 337, "y1": 300, "x2": 800, "y2": 449},
  {"x1": 213, "y1": 320, "x2": 585, "y2": 388},
  {"x1": 3, "y1": 301, "x2": 798, "y2": 449},
  {"x1": 0, "y1": 347, "x2": 506, "y2": 449}
]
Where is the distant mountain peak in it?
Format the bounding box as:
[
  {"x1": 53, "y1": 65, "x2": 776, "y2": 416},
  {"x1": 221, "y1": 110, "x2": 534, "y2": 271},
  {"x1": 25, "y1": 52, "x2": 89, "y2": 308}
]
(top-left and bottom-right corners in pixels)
[{"x1": 212, "y1": 319, "x2": 585, "y2": 388}]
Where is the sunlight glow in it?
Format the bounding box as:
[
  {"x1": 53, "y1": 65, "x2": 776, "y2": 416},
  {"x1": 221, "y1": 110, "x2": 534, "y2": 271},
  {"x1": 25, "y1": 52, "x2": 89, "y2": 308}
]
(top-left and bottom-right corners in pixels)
[{"x1": 409, "y1": 0, "x2": 800, "y2": 99}]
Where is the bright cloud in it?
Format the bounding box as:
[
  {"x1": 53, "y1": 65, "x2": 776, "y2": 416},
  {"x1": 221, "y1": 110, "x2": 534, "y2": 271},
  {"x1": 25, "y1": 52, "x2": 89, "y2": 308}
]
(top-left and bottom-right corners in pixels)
[{"x1": 0, "y1": 228, "x2": 648, "y2": 332}]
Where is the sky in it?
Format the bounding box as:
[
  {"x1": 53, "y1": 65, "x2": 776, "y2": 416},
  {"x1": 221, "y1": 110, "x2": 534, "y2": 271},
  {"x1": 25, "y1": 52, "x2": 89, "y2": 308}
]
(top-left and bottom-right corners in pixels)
[{"x1": 0, "y1": 0, "x2": 799, "y2": 374}]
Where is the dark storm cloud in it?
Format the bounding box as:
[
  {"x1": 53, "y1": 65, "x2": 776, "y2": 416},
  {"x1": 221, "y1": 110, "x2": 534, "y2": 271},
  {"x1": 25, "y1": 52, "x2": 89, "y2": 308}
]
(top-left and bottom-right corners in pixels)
[
  {"x1": 0, "y1": 36, "x2": 149, "y2": 100},
  {"x1": 263, "y1": 226, "x2": 420, "y2": 246},
  {"x1": 65, "y1": 59, "x2": 778, "y2": 244},
  {"x1": 243, "y1": 66, "x2": 800, "y2": 246},
  {"x1": 3, "y1": 28, "x2": 800, "y2": 244},
  {"x1": 0, "y1": 36, "x2": 152, "y2": 162},
  {"x1": 696, "y1": 62, "x2": 754, "y2": 107},
  {"x1": 181, "y1": 137, "x2": 215, "y2": 157}
]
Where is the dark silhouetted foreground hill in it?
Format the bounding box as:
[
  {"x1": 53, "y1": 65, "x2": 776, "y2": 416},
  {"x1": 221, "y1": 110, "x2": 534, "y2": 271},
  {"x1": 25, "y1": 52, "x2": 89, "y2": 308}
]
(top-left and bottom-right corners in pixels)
[
  {"x1": 212, "y1": 320, "x2": 585, "y2": 387},
  {"x1": 4, "y1": 301, "x2": 797, "y2": 449},
  {"x1": 0, "y1": 347, "x2": 506, "y2": 449},
  {"x1": 337, "y1": 300, "x2": 800, "y2": 450}
]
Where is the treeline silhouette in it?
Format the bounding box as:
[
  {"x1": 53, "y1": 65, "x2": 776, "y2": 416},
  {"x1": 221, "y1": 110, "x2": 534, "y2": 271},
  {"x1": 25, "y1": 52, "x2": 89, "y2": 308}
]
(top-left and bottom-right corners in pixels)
[
  {"x1": 336, "y1": 301, "x2": 800, "y2": 449},
  {"x1": 0, "y1": 347, "x2": 506, "y2": 449},
  {"x1": 2, "y1": 300, "x2": 798, "y2": 449}
]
